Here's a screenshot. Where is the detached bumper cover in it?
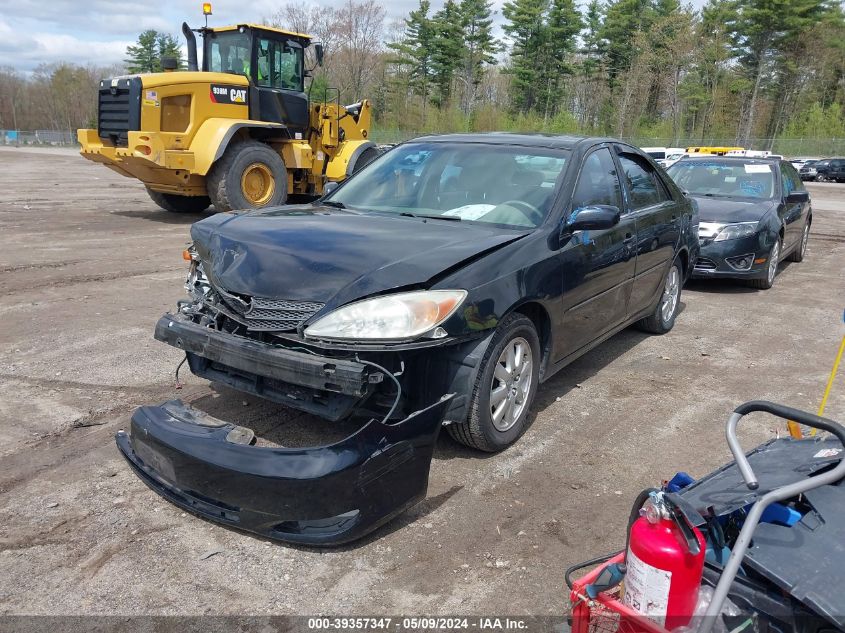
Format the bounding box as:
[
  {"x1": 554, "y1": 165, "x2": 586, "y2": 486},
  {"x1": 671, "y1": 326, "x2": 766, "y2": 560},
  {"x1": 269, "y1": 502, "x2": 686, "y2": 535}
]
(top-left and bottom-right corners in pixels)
[{"x1": 116, "y1": 395, "x2": 453, "y2": 545}]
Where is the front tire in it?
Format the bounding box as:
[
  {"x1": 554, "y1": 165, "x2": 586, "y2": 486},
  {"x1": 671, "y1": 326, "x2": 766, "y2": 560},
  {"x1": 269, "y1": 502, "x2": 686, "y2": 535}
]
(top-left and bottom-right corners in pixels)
[
  {"x1": 637, "y1": 257, "x2": 682, "y2": 334},
  {"x1": 447, "y1": 313, "x2": 540, "y2": 452},
  {"x1": 787, "y1": 220, "x2": 810, "y2": 262},
  {"x1": 146, "y1": 187, "x2": 210, "y2": 213},
  {"x1": 748, "y1": 238, "x2": 781, "y2": 289},
  {"x1": 207, "y1": 140, "x2": 288, "y2": 212}
]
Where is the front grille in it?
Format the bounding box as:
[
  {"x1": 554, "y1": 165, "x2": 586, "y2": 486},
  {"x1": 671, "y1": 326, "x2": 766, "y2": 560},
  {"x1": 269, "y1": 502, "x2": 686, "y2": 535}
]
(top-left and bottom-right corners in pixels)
[
  {"x1": 219, "y1": 292, "x2": 325, "y2": 332},
  {"x1": 694, "y1": 257, "x2": 718, "y2": 271},
  {"x1": 97, "y1": 76, "x2": 141, "y2": 146}
]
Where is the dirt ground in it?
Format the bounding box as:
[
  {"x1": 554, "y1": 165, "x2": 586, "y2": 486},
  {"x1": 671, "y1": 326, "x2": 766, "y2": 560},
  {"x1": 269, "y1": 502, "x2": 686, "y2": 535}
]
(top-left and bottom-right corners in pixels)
[{"x1": 1, "y1": 146, "x2": 844, "y2": 618}]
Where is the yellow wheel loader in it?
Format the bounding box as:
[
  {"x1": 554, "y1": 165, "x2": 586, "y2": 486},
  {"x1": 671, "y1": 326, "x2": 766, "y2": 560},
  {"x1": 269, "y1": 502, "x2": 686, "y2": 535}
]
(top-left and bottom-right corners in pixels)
[{"x1": 78, "y1": 19, "x2": 378, "y2": 213}]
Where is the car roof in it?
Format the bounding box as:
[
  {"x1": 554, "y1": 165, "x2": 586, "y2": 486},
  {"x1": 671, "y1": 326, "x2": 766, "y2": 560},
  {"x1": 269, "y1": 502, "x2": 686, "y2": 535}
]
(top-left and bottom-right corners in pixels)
[{"x1": 407, "y1": 132, "x2": 622, "y2": 151}]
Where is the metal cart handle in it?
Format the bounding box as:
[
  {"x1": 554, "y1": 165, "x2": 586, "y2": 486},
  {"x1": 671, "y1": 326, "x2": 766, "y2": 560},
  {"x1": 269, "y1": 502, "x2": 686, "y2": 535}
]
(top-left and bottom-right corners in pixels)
[{"x1": 701, "y1": 401, "x2": 845, "y2": 633}]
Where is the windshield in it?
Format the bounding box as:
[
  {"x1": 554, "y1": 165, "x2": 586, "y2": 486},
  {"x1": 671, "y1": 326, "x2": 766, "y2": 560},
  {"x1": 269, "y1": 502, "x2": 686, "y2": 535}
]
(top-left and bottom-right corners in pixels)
[
  {"x1": 666, "y1": 160, "x2": 776, "y2": 200},
  {"x1": 325, "y1": 142, "x2": 569, "y2": 229},
  {"x1": 206, "y1": 31, "x2": 252, "y2": 75}
]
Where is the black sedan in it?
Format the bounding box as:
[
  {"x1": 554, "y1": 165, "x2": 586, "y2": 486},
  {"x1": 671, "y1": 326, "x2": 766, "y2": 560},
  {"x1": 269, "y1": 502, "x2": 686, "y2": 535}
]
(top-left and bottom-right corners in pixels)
[
  {"x1": 118, "y1": 134, "x2": 699, "y2": 544},
  {"x1": 667, "y1": 156, "x2": 811, "y2": 289}
]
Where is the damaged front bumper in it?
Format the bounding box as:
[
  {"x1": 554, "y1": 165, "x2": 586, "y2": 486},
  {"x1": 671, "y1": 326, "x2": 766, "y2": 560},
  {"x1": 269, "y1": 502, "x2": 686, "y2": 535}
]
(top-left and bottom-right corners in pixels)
[{"x1": 116, "y1": 394, "x2": 453, "y2": 546}]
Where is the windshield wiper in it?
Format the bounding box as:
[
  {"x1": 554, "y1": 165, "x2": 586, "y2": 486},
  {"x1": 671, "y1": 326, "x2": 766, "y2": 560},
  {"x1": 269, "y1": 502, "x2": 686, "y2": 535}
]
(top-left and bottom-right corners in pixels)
[
  {"x1": 399, "y1": 212, "x2": 462, "y2": 222},
  {"x1": 322, "y1": 200, "x2": 346, "y2": 209}
]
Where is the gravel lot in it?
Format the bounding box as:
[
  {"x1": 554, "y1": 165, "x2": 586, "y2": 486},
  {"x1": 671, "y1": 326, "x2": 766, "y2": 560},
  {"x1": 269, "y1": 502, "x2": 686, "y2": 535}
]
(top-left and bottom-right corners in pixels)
[{"x1": 1, "y1": 146, "x2": 844, "y2": 618}]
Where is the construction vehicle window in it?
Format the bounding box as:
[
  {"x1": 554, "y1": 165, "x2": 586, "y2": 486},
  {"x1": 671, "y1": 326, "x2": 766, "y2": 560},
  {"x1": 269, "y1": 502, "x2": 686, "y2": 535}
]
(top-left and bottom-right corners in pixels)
[
  {"x1": 208, "y1": 32, "x2": 252, "y2": 76},
  {"x1": 257, "y1": 38, "x2": 303, "y2": 91}
]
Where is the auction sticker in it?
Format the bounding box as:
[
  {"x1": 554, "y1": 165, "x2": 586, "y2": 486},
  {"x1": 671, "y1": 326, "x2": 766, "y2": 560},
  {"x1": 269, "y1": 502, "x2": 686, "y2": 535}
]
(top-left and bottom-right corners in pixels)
[{"x1": 623, "y1": 548, "x2": 671, "y2": 626}]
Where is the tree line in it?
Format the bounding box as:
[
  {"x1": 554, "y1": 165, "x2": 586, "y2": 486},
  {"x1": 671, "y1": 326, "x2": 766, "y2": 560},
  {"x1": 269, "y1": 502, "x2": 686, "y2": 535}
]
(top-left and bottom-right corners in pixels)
[{"x1": 2, "y1": 0, "x2": 844, "y2": 150}]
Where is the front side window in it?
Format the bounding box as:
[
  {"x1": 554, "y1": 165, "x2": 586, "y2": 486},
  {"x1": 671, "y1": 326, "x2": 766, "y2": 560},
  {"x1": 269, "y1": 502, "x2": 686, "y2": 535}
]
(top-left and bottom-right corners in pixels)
[
  {"x1": 326, "y1": 142, "x2": 569, "y2": 229},
  {"x1": 667, "y1": 160, "x2": 777, "y2": 200},
  {"x1": 206, "y1": 31, "x2": 252, "y2": 75},
  {"x1": 780, "y1": 162, "x2": 804, "y2": 196},
  {"x1": 571, "y1": 148, "x2": 622, "y2": 211},
  {"x1": 618, "y1": 154, "x2": 670, "y2": 209},
  {"x1": 256, "y1": 38, "x2": 304, "y2": 91}
]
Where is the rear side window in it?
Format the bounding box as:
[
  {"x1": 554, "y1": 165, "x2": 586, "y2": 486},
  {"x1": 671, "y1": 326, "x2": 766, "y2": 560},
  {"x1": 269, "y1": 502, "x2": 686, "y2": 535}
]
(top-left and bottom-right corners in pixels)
[
  {"x1": 618, "y1": 154, "x2": 671, "y2": 210},
  {"x1": 571, "y1": 148, "x2": 623, "y2": 211}
]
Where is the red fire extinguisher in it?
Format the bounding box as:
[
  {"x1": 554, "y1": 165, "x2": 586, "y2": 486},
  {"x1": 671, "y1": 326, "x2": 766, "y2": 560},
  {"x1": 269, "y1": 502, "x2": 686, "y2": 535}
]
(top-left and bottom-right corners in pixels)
[{"x1": 623, "y1": 491, "x2": 705, "y2": 630}]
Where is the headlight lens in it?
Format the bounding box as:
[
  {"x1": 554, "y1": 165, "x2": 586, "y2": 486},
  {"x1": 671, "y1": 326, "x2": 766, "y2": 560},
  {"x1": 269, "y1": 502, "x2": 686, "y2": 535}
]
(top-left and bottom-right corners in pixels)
[
  {"x1": 714, "y1": 222, "x2": 757, "y2": 241},
  {"x1": 304, "y1": 290, "x2": 467, "y2": 341}
]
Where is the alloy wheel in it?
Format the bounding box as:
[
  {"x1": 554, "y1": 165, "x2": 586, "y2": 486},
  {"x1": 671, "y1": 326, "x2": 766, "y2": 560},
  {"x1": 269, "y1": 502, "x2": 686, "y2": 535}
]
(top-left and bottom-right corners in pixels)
[
  {"x1": 800, "y1": 224, "x2": 810, "y2": 257},
  {"x1": 767, "y1": 241, "x2": 780, "y2": 285},
  {"x1": 660, "y1": 265, "x2": 680, "y2": 323},
  {"x1": 490, "y1": 337, "x2": 533, "y2": 432}
]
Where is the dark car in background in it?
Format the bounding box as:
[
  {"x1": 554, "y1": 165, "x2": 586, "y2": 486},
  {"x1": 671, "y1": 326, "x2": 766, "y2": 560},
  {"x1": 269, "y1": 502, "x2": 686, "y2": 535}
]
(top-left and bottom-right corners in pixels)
[
  {"x1": 799, "y1": 160, "x2": 821, "y2": 181},
  {"x1": 117, "y1": 134, "x2": 699, "y2": 544},
  {"x1": 821, "y1": 157, "x2": 845, "y2": 182},
  {"x1": 667, "y1": 156, "x2": 811, "y2": 289}
]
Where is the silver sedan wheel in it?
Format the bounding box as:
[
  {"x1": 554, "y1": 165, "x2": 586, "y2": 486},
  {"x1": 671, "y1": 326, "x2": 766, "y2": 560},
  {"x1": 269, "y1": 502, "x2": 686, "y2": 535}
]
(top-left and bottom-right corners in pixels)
[
  {"x1": 800, "y1": 223, "x2": 810, "y2": 257},
  {"x1": 490, "y1": 337, "x2": 533, "y2": 432},
  {"x1": 660, "y1": 265, "x2": 680, "y2": 323},
  {"x1": 767, "y1": 240, "x2": 780, "y2": 285}
]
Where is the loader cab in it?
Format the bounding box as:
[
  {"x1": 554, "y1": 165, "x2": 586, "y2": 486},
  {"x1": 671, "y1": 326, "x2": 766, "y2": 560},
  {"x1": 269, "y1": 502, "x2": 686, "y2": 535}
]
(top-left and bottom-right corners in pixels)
[{"x1": 203, "y1": 24, "x2": 311, "y2": 135}]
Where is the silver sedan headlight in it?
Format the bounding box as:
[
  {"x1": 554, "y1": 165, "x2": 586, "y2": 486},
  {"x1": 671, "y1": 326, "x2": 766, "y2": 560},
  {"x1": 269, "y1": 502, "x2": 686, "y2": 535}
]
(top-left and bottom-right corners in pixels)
[{"x1": 304, "y1": 290, "x2": 467, "y2": 341}]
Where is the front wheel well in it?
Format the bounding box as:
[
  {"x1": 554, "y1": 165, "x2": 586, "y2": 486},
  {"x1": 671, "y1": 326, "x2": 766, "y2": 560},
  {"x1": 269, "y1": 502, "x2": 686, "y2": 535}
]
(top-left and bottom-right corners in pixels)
[{"x1": 513, "y1": 302, "x2": 552, "y2": 380}]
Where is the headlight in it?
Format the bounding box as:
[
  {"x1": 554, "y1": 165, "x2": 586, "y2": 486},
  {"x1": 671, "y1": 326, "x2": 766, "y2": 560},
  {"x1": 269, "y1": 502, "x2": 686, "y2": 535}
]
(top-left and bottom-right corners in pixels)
[
  {"x1": 714, "y1": 222, "x2": 757, "y2": 241},
  {"x1": 304, "y1": 290, "x2": 467, "y2": 341}
]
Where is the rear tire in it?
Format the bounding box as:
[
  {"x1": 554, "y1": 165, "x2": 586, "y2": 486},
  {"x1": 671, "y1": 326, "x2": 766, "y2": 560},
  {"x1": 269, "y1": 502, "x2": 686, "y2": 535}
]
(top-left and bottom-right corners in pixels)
[
  {"x1": 447, "y1": 313, "x2": 540, "y2": 453},
  {"x1": 748, "y1": 238, "x2": 781, "y2": 289},
  {"x1": 349, "y1": 146, "x2": 380, "y2": 175},
  {"x1": 207, "y1": 140, "x2": 288, "y2": 212},
  {"x1": 637, "y1": 257, "x2": 682, "y2": 334},
  {"x1": 787, "y1": 220, "x2": 810, "y2": 262},
  {"x1": 146, "y1": 187, "x2": 210, "y2": 213}
]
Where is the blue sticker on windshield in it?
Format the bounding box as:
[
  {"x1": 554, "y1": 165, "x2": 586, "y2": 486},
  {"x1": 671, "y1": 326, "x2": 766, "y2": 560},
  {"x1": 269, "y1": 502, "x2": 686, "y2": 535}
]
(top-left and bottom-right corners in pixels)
[{"x1": 739, "y1": 179, "x2": 764, "y2": 196}]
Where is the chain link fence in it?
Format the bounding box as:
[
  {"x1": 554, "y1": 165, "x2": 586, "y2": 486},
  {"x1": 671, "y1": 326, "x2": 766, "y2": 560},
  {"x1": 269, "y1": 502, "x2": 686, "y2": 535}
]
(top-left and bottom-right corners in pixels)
[
  {"x1": 1, "y1": 129, "x2": 77, "y2": 146},
  {"x1": 3, "y1": 128, "x2": 844, "y2": 157}
]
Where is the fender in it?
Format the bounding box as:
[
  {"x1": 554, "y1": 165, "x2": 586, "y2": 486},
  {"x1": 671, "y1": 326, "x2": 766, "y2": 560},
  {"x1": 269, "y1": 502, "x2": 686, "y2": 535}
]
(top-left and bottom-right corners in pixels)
[
  {"x1": 191, "y1": 119, "x2": 287, "y2": 175},
  {"x1": 325, "y1": 139, "x2": 377, "y2": 181}
]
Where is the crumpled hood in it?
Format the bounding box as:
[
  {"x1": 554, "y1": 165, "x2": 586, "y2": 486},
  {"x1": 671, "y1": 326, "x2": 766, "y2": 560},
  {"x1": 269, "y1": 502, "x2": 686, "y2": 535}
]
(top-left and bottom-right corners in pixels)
[
  {"x1": 191, "y1": 205, "x2": 527, "y2": 307},
  {"x1": 691, "y1": 196, "x2": 776, "y2": 223}
]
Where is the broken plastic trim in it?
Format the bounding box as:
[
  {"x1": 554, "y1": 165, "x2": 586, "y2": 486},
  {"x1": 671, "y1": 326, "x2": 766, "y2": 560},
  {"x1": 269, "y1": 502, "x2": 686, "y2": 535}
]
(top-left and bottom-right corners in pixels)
[{"x1": 116, "y1": 394, "x2": 454, "y2": 546}]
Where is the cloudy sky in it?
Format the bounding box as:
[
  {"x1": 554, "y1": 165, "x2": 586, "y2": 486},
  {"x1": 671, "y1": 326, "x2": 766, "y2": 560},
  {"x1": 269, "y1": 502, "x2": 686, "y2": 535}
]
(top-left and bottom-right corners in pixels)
[{"x1": 0, "y1": 0, "x2": 492, "y2": 72}]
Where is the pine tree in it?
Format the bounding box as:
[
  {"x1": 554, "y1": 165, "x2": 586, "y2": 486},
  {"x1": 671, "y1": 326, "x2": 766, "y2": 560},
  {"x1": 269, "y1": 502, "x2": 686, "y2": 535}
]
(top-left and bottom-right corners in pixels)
[
  {"x1": 125, "y1": 30, "x2": 185, "y2": 74},
  {"x1": 457, "y1": 0, "x2": 499, "y2": 114},
  {"x1": 502, "y1": 0, "x2": 547, "y2": 112},
  {"x1": 387, "y1": 0, "x2": 436, "y2": 117},
  {"x1": 731, "y1": 0, "x2": 829, "y2": 143},
  {"x1": 430, "y1": 0, "x2": 465, "y2": 108},
  {"x1": 538, "y1": 0, "x2": 582, "y2": 120}
]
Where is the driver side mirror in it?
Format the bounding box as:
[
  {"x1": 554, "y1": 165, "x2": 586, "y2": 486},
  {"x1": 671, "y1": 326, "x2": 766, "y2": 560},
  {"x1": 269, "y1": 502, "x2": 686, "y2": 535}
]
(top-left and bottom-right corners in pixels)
[
  {"x1": 785, "y1": 190, "x2": 809, "y2": 204},
  {"x1": 314, "y1": 43, "x2": 325, "y2": 66},
  {"x1": 323, "y1": 181, "x2": 339, "y2": 196},
  {"x1": 566, "y1": 205, "x2": 621, "y2": 232}
]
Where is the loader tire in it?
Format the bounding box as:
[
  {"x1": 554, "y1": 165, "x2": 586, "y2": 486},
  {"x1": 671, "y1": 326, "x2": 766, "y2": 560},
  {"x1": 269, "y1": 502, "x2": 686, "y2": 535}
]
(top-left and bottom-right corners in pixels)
[
  {"x1": 146, "y1": 188, "x2": 210, "y2": 213},
  {"x1": 350, "y1": 146, "x2": 380, "y2": 174},
  {"x1": 207, "y1": 140, "x2": 288, "y2": 212}
]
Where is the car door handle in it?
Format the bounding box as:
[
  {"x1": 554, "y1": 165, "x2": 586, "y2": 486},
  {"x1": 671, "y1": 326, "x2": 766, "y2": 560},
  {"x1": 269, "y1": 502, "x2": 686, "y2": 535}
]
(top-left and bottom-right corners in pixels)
[{"x1": 623, "y1": 233, "x2": 635, "y2": 242}]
